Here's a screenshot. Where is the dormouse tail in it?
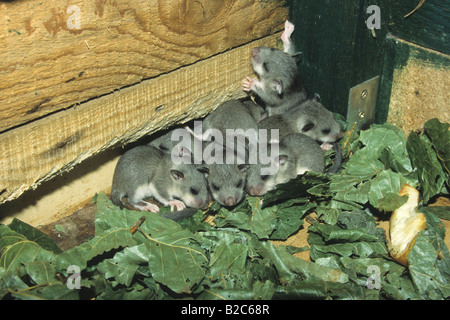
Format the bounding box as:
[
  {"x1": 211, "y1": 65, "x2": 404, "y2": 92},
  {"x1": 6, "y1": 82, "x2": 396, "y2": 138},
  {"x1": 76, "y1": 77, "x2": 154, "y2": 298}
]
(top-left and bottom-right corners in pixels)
[{"x1": 326, "y1": 142, "x2": 343, "y2": 174}]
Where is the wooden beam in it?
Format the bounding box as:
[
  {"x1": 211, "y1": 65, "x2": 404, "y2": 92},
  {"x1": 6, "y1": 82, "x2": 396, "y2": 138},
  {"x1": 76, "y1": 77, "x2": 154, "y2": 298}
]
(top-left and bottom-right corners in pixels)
[
  {"x1": 0, "y1": 0, "x2": 288, "y2": 132},
  {"x1": 0, "y1": 33, "x2": 283, "y2": 205}
]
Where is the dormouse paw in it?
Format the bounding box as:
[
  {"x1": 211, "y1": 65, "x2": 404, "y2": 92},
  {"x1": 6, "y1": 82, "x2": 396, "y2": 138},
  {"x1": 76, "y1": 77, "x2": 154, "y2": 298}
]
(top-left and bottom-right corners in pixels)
[
  {"x1": 242, "y1": 76, "x2": 257, "y2": 92},
  {"x1": 320, "y1": 142, "x2": 334, "y2": 151},
  {"x1": 168, "y1": 200, "x2": 186, "y2": 212},
  {"x1": 135, "y1": 201, "x2": 160, "y2": 213}
]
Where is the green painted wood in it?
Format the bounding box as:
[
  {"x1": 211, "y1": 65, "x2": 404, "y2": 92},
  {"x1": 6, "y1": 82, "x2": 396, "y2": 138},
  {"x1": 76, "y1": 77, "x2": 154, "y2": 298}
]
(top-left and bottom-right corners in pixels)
[
  {"x1": 287, "y1": 0, "x2": 449, "y2": 123},
  {"x1": 389, "y1": 0, "x2": 449, "y2": 55},
  {"x1": 288, "y1": 0, "x2": 389, "y2": 118}
]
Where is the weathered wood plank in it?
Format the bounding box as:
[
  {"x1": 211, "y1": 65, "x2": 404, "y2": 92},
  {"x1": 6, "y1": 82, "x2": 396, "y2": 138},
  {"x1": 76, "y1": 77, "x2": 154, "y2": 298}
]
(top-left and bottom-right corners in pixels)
[
  {"x1": 0, "y1": 0, "x2": 288, "y2": 132},
  {"x1": 389, "y1": 0, "x2": 449, "y2": 55},
  {"x1": 0, "y1": 33, "x2": 283, "y2": 205},
  {"x1": 288, "y1": 0, "x2": 362, "y2": 116}
]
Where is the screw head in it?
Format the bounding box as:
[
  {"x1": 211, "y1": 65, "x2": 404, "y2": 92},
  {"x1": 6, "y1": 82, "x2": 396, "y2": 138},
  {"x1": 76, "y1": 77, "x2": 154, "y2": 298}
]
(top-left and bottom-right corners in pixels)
[{"x1": 361, "y1": 89, "x2": 368, "y2": 99}]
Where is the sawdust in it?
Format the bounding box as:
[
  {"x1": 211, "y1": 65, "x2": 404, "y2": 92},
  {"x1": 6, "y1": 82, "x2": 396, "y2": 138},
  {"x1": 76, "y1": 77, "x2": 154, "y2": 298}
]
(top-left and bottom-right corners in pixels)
[{"x1": 387, "y1": 57, "x2": 449, "y2": 135}]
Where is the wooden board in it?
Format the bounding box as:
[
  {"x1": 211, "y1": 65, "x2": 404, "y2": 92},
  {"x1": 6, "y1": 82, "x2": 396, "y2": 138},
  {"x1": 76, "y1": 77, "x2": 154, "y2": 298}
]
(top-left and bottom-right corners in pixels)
[
  {"x1": 389, "y1": 0, "x2": 449, "y2": 55},
  {"x1": 287, "y1": 0, "x2": 389, "y2": 117},
  {"x1": 0, "y1": 33, "x2": 284, "y2": 206},
  {"x1": 0, "y1": 0, "x2": 288, "y2": 132}
]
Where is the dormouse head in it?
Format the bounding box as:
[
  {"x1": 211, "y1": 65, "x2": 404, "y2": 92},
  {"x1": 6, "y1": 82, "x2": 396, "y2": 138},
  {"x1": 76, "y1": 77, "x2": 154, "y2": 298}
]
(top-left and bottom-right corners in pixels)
[
  {"x1": 294, "y1": 99, "x2": 343, "y2": 144},
  {"x1": 205, "y1": 163, "x2": 248, "y2": 207},
  {"x1": 250, "y1": 47, "x2": 299, "y2": 96},
  {"x1": 168, "y1": 164, "x2": 210, "y2": 210},
  {"x1": 246, "y1": 142, "x2": 296, "y2": 196}
]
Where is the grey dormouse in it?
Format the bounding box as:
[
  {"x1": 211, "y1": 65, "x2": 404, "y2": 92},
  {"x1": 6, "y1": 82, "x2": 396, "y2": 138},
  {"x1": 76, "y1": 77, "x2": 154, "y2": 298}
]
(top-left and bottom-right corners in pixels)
[{"x1": 111, "y1": 145, "x2": 209, "y2": 213}]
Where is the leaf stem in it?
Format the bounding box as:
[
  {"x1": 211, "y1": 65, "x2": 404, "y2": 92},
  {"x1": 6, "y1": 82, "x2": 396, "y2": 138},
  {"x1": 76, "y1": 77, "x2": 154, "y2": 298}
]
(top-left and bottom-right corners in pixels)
[{"x1": 137, "y1": 228, "x2": 209, "y2": 262}]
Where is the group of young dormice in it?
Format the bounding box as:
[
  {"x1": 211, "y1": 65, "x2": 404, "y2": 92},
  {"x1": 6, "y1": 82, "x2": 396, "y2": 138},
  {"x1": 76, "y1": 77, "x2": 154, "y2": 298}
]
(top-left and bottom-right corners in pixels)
[{"x1": 111, "y1": 21, "x2": 344, "y2": 219}]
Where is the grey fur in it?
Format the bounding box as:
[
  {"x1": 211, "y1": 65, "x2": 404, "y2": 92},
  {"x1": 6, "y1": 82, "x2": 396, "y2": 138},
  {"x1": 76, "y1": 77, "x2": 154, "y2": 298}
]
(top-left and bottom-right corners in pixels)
[{"x1": 111, "y1": 145, "x2": 209, "y2": 212}]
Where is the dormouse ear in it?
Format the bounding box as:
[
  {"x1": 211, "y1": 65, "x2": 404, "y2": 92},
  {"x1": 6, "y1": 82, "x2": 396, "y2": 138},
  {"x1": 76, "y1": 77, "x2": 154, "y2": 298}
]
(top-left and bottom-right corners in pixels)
[
  {"x1": 313, "y1": 93, "x2": 321, "y2": 102},
  {"x1": 170, "y1": 170, "x2": 185, "y2": 181},
  {"x1": 301, "y1": 122, "x2": 315, "y2": 132},
  {"x1": 197, "y1": 166, "x2": 209, "y2": 177},
  {"x1": 275, "y1": 155, "x2": 289, "y2": 167},
  {"x1": 272, "y1": 79, "x2": 283, "y2": 95}
]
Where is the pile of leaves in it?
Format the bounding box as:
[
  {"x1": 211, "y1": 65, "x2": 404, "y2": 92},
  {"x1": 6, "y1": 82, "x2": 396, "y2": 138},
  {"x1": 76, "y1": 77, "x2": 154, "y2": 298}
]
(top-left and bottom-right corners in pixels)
[{"x1": 1, "y1": 118, "x2": 449, "y2": 300}]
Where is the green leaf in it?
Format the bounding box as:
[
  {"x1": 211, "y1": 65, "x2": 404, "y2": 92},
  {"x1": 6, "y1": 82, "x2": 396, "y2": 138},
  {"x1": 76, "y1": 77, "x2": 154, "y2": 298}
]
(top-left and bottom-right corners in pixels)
[
  {"x1": 2, "y1": 119, "x2": 449, "y2": 300},
  {"x1": 197, "y1": 288, "x2": 255, "y2": 300},
  {"x1": 379, "y1": 148, "x2": 412, "y2": 174},
  {"x1": 276, "y1": 245, "x2": 349, "y2": 283},
  {"x1": 332, "y1": 178, "x2": 370, "y2": 206},
  {"x1": 8, "y1": 218, "x2": 62, "y2": 254},
  {"x1": 345, "y1": 147, "x2": 384, "y2": 176},
  {"x1": 0, "y1": 225, "x2": 57, "y2": 274},
  {"x1": 310, "y1": 241, "x2": 389, "y2": 260},
  {"x1": 96, "y1": 244, "x2": 148, "y2": 287},
  {"x1": 383, "y1": 273, "x2": 422, "y2": 300},
  {"x1": 97, "y1": 222, "x2": 208, "y2": 294},
  {"x1": 257, "y1": 241, "x2": 349, "y2": 285},
  {"x1": 273, "y1": 277, "x2": 364, "y2": 300},
  {"x1": 376, "y1": 192, "x2": 408, "y2": 212},
  {"x1": 247, "y1": 196, "x2": 277, "y2": 239},
  {"x1": 270, "y1": 202, "x2": 314, "y2": 240},
  {"x1": 209, "y1": 242, "x2": 248, "y2": 278},
  {"x1": 360, "y1": 123, "x2": 408, "y2": 159},
  {"x1": 262, "y1": 172, "x2": 328, "y2": 206},
  {"x1": 309, "y1": 224, "x2": 380, "y2": 243},
  {"x1": 421, "y1": 206, "x2": 450, "y2": 221},
  {"x1": 309, "y1": 212, "x2": 390, "y2": 261},
  {"x1": 315, "y1": 205, "x2": 341, "y2": 225},
  {"x1": 367, "y1": 170, "x2": 416, "y2": 210},
  {"x1": 215, "y1": 207, "x2": 251, "y2": 230},
  {"x1": 213, "y1": 196, "x2": 278, "y2": 239},
  {"x1": 94, "y1": 192, "x2": 151, "y2": 235},
  {"x1": 142, "y1": 229, "x2": 208, "y2": 294},
  {"x1": 408, "y1": 231, "x2": 450, "y2": 299},
  {"x1": 407, "y1": 132, "x2": 446, "y2": 203},
  {"x1": 257, "y1": 241, "x2": 298, "y2": 285},
  {"x1": 424, "y1": 118, "x2": 450, "y2": 174},
  {"x1": 97, "y1": 281, "x2": 165, "y2": 300},
  {"x1": 329, "y1": 174, "x2": 370, "y2": 193},
  {"x1": 0, "y1": 267, "x2": 28, "y2": 293},
  {"x1": 337, "y1": 210, "x2": 386, "y2": 239},
  {"x1": 9, "y1": 284, "x2": 79, "y2": 300},
  {"x1": 24, "y1": 261, "x2": 60, "y2": 286},
  {"x1": 253, "y1": 280, "x2": 276, "y2": 300},
  {"x1": 55, "y1": 227, "x2": 136, "y2": 271},
  {"x1": 54, "y1": 225, "x2": 66, "y2": 233}
]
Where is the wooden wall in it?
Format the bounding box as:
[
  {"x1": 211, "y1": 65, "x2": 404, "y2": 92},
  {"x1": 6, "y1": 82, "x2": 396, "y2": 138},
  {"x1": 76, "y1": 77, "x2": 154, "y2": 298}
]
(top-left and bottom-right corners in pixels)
[
  {"x1": 288, "y1": 0, "x2": 449, "y2": 129},
  {"x1": 0, "y1": 0, "x2": 289, "y2": 222}
]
